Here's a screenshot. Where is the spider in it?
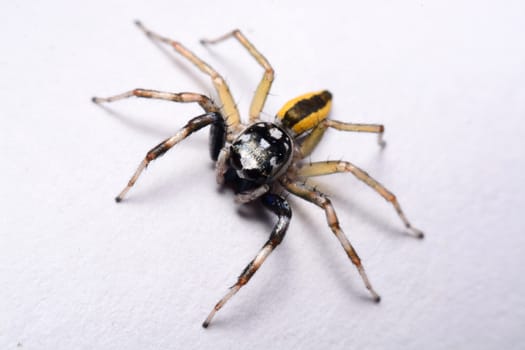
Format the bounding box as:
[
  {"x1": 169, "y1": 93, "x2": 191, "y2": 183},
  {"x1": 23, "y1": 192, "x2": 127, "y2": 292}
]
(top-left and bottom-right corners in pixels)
[{"x1": 92, "y1": 21, "x2": 424, "y2": 328}]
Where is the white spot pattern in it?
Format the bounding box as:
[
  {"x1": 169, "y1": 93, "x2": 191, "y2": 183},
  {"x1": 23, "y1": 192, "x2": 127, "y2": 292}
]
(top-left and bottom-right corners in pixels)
[
  {"x1": 269, "y1": 127, "x2": 283, "y2": 139},
  {"x1": 260, "y1": 139, "x2": 270, "y2": 149}
]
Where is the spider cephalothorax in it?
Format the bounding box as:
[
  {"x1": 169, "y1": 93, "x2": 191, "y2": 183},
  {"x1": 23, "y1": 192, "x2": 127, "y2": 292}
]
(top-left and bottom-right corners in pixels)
[
  {"x1": 93, "y1": 21, "x2": 423, "y2": 328},
  {"x1": 229, "y1": 122, "x2": 293, "y2": 184}
]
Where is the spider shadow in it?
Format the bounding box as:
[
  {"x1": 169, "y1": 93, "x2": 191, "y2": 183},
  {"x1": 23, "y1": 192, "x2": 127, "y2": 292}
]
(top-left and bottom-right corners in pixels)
[
  {"x1": 93, "y1": 103, "x2": 170, "y2": 138},
  {"x1": 284, "y1": 195, "x2": 377, "y2": 304},
  {"x1": 200, "y1": 43, "x2": 255, "y2": 96},
  {"x1": 305, "y1": 156, "x2": 410, "y2": 240},
  {"x1": 201, "y1": 40, "x2": 283, "y2": 119},
  {"x1": 319, "y1": 177, "x2": 413, "y2": 239},
  {"x1": 92, "y1": 27, "x2": 220, "y2": 138},
  {"x1": 284, "y1": 178, "x2": 416, "y2": 306}
]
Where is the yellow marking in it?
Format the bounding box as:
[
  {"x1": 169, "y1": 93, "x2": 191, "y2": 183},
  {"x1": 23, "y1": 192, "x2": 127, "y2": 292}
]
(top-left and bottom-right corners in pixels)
[
  {"x1": 277, "y1": 91, "x2": 323, "y2": 119},
  {"x1": 291, "y1": 101, "x2": 331, "y2": 134},
  {"x1": 276, "y1": 91, "x2": 332, "y2": 134}
]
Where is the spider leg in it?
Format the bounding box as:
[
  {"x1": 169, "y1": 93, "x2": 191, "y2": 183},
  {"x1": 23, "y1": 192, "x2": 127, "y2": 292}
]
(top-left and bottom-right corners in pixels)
[
  {"x1": 216, "y1": 148, "x2": 272, "y2": 202},
  {"x1": 283, "y1": 180, "x2": 381, "y2": 302},
  {"x1": 92, "y1": 89, "x2": 219, "y2": 113},
  {"x1": 202, "y1": 193, "x2": 291, "y2": 328},
  {"x1": 297, "y1": 161, "x2": 424, "y2": 238},
  {"x1": 299, "y1": 119, "x2": 385, "y2": 159},
  {"x1": 234, "y1": 184, "x2": 270, "y2": 203},
  {"x1": 115, "y1": 112, "x2": 222, "y2": 202},
  {"x1": 325, "y1": 120, "x2": 386, "y2": 147},
  {"x1": 215, "y1": 148, "x2": 230, "y2": 184},
  {"x1": 134, "y1": 21, "x2": 240, "y2": 134},
  {"x1": 201, "y1": 30, "x2": 274, "y2": 123}
]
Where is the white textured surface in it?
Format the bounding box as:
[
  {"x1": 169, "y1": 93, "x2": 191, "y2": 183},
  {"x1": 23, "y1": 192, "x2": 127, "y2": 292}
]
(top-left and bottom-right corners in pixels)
[{"x1": 1, "y1": 1, "x2": 524, "y2": 349}]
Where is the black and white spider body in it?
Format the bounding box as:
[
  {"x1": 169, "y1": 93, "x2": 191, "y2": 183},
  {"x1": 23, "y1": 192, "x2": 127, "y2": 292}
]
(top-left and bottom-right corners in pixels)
[
  {"x1": 229, "y1": 122, "x2": 293, "y2": 184},
  {"x1": 93, "y1": 21, "x2": 424, "y2": 328}
]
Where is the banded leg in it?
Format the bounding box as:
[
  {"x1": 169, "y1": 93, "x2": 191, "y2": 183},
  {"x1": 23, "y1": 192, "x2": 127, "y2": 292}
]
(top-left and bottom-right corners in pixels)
[
  {"x1": 203, "y1": 193, "x2": 291, "y2": 328},
  {"x1": 234, "y1": 184, "x2": 270, "y2": 203},
  {"x1": 201, "y1": 30, "x2": 274, "y2": 123},
  {"x1": 215, "y1": 148, "x2": 230, "y2": 184},
  {"x1": 115, "y1": 112, "x2": 222, "y2": 202},
  {"x1": 134, "y1": 21, "x2": 240, "y2": 133},
  {"x1": 283, "y1": 180, "x2": 381, "y2": 302},
  {"x1": 297, "y1": 161, "x2": 424, "y2": 238},
  {"x1": 299, "y1": 119, "x2": 385, "y2": 158},
  {"x1": 92, "y1": 89, "x2": 219, "y2": 113}
]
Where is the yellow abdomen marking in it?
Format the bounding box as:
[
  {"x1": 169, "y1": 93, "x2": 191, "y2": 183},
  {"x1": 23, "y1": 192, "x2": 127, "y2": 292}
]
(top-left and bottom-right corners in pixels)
[{"x1": 276, "y1": 90, "x2": 332, "y2": 135}]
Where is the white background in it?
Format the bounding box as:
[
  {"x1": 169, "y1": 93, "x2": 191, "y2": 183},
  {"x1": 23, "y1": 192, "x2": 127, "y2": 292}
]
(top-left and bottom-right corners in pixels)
[{"x1": 1, "y1": 1, "x2": 524, "y2": 349}]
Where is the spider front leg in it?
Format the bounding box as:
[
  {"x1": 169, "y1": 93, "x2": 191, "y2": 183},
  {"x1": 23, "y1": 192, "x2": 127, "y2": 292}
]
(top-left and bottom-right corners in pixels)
[
  {"x1": 201, "y1": 29, "x2": 274, "y2": 123},
  {"x1": 134, "y1": 21, "x2": 241, "y2": 134},
  {"x1": 203, "y1": 193, "x2": 291, "y2": 328},
  {"x1": 114, "y1": 112, "x2": 224, "y2": 202},
  {"x1": 92, "y1": 89, "x2": 219, "y2": 114},
  {"x1": 297, "y1": 161, "x2": 424, "y2": 238},
  {"x1": 283, "y1": 180, "x2": 381, "y2": 302}
]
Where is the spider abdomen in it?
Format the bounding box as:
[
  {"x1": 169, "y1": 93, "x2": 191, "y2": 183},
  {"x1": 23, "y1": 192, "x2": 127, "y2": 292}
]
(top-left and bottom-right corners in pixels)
[
  {"x1": 277, "y1": 90, "x2": 332, "y2": 135},
  {"x1": 229, "y1": 122, "x2": 293, "y2": 184}
]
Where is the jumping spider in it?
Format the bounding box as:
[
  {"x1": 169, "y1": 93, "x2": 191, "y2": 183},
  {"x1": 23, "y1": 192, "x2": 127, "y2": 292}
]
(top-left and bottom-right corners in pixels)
[{"x1": 92, "y1": 21, "x2": 424, "y2": 328}]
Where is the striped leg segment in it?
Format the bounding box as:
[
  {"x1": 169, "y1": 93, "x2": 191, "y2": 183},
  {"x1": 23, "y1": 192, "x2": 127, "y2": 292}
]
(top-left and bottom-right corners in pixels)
[
  {"x1": 201, "y1": 30, "x2": 274, "y2": 123},
  {"x1": 283, "y1": 180, "x2": 381, "y2": 302},
  {"x1": 115, "y1": 112, "x2": 223, "y2": 202},
  {"x1": 215, "y1": 148, "x2": 230, "y2": 184},
  {"x1": 234, "y1": 184, "x2": 270, "y2": 204},
  {"x1": 92, "y1": 89, "x2": 219, "y2": 113},
  {"x1": 202, "y1": 193, "x2": 291, "y2": 328},
  {"x1": 297, "y1": 161, "x2": 424, "y2": 238},
  {"x1": 134, "y1": 21, "x2": 240, "y2": 132}
]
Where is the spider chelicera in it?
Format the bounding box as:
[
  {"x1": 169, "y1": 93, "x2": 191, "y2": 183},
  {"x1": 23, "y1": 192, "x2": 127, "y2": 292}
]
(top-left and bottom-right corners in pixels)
[{"x1": 92, "y1": 21, "x2": 424, "y2": 328}]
